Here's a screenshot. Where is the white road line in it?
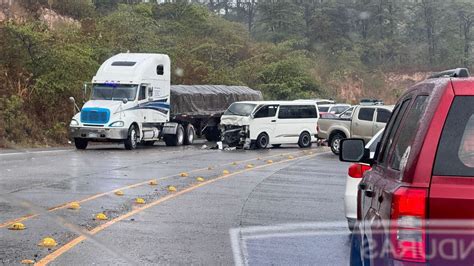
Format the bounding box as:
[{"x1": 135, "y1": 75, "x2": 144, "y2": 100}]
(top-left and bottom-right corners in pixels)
[{"x1": 0, "y1": 149, "x2": 72, "y2": 156}]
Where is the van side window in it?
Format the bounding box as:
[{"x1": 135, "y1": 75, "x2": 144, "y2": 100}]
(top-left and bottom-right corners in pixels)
[
  {"x1": 254, "y1": 105, "x2": 278, "y2": 118},
  {"x1": 278, "y1": 105, "x2": 317, "y2": 119},
  {"x1": 138, "y1": 85, "x2": 147, "y2": 101},
  {"x1": 377, "y1": 99, "x2": 411, "y2": 164},
  {"x1": 390, "y1": 95, "x2": 428, "y2": 171},
  {"x1": 376, "y1": 109, "x2": 391, "y2": 123},
  {"x1": 358, "y1": 108, "x2": 375, "y2": 121},
  {"x1": 434, "y1": 96, "x2": 474, "y2": 176}
]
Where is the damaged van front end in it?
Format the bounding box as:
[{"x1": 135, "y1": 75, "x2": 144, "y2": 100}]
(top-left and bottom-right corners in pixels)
[{"x1": 220, "y1": 114, "x2": 252, "y2": 148}]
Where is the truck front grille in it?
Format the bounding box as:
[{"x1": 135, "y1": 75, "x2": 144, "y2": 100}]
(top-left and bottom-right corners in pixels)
[{"x1": 81, "y1": 108, "x2": 110, "y2": 124}]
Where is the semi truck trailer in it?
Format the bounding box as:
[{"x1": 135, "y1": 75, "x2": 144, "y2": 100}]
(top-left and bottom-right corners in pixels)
[{"x1": 68, "y1": 53, "x2": 262, "y2": 150}]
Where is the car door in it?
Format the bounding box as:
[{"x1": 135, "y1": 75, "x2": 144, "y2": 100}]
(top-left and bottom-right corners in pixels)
[
  {"x1": 352, "y1": 107, "x2": 375, "y2": 142},
  {"x1": 373, "y1": 108, "x2": 391, "y2": 135},
  {"x1": 250, "y1": 105, "x2": 278, "y2": 143}
]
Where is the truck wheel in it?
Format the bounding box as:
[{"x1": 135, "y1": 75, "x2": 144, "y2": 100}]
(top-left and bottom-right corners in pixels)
[
  {"x1": 298, "y1": 131, "x2": 312, "y2": 148},
  {"x1": 144, "y1": 141, "x2": 155, "y2": 146},
  {"x1": 124, "y1": 125, "x2": 139, "y2": 150},
  {"x1": 164, "y1": 124, "x2": 184, "y2": 146},
  {"x1": 330, "y1": 133, "x2": 344, "y2": 155},
  {"x1": 256, "y1": 133, "x2": 269, "y2": 149},
  {"x1": 184, "y1": 124, "x2": 195, "y2": 145},
  {"x1": 74, "y1": 138, "x2": 88, "y2": 150}
]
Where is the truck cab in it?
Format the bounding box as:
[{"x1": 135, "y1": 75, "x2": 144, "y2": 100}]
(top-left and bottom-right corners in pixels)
[{"x1": 69, "y1": 53, "x2": 178, "y2": 150}]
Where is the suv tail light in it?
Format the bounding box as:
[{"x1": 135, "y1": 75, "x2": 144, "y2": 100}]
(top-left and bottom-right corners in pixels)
[
  {"x1": 348, "y1": 163, "x2": 371, "y2": 178},
  {"x1": 390, "y1": 187, "x2": 427, "y2": 262}
]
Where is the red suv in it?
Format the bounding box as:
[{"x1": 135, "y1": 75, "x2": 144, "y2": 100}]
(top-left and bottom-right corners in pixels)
[{"x1": 340, "y1": 68, "x2": 473, "y2": 265}]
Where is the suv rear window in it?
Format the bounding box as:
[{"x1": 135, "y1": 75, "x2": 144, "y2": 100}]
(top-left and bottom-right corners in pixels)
[{"x1": 434, "y1": 96, "x2": 474, "y2": 176}]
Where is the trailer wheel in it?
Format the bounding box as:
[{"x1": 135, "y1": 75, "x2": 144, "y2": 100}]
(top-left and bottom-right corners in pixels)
[
  {"x1": 164, "y1": 124, "x2": 184, "y2": 146},
  {"x1": 184, "y1": 124, "x2": 195, "y2": 145},
  {"x1": 205, "y1": 126, "x2": 220, "y2": 142},
  {"x1": 74, "y1": 138, "x2": 88, "y2": 150}
]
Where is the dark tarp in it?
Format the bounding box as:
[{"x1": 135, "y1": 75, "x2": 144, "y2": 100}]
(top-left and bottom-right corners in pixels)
[{"x1": 170, "y1": 85, "x2": 263, "y2": 116}]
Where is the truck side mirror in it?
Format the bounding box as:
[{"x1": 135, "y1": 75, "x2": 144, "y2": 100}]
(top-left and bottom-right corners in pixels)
[
  {"x1": 122, "y1": 98, "x2": 128, "y2": 104},
  {"x1": 340, "y1": 139, "x2": 371, "y2": 164}
]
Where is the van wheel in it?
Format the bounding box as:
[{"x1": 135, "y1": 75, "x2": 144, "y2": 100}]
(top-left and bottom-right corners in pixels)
[
  {"x1": 164, "y1": 124, "x2": 185, "y2": 146},
  {"x1": 74, "y1": 138, "x2": 88, "y2": 150},
  {"x1": 330, "y1": 133, "x2": 344, "y2": 155},
  {"x1": 256, "y1": 133, "x2": 269, "y2": 149},
  {"x1": 124, "y1": 125, "x2": 139, "y2": 150},
  {"x1": 184, "y1": 124, "x2": 195, "y2": 145},
  {"x1": 298, "y1": 131, "x2": 312, "y2": 148}
]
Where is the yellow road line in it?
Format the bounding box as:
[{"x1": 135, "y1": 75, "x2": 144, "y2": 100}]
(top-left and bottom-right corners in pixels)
[
  {"x1": 0, "y1": 150, "x2": 305, "y2": 228},
  {"x1": 35, "y1": 152, "x2": 318, "y2": 266}
]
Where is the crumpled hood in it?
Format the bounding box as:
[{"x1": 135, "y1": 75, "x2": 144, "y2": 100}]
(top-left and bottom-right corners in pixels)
[{"x1": 220, "y1": 115, "x2": 250, "y2": 126}]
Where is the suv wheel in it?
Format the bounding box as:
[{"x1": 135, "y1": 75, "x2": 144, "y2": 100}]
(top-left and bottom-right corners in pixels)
[
  {"x1": 298, "y1": 131, "x2": 312, "y2": 148},
  {"x1": 330, "y1": 133, "x2": 344, "y2": 155}
]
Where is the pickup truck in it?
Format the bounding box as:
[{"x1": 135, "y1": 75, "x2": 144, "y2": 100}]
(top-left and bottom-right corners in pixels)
[{"x1": 317, "y1": 105, "x2": 393, "y2": 154}]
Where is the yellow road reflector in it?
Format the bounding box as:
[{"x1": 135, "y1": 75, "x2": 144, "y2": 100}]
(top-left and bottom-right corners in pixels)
[
  {"x1": 222, "y1": 170, "x2": 230, "y2": 175},
  {"x1": 168, "y1": 186, "x2": 177, "y2": 192},
  {"x1": 38, "y1": 237, "x2": 57, "y2": 248},
  {"x1": 246, "y1": 164, "x2": 254, "y2": 169},
  {"x1": 149, "y1": 180, "x2": 158, "y2": 186},
  {"x1": 20, "y1": 259, "x2": 34, "y2": 264},
  {"x1": 266, "y1": 160, "x2": 273, "y2": 164},
  {"x1": 196, "y1": 177, "x2": 205, "y2": 182},
  {"x1": 135, "y1": 198, "x2": 145, "y2": 204},
  {"x1": 67, "y1": 202, "x2": 80, "y2": 210},
  {"x1": 232, "y1": 162, "x2": 238, "y2": 165},
  {"x1": 95, "y1": 213, "x2": 108, "y2": 220},
  {"x1": 180, "y1": 172, "x2": 189, "y2": 177},
  {"x1": 288, "y1": 155, "x2": 294, "y2": 159},
  {"x1": 8, "y1": 222, "x2": 25, "y2": 230},
  {"x1": 114, "y1": 190, "x2": 124, "y2": 196}
]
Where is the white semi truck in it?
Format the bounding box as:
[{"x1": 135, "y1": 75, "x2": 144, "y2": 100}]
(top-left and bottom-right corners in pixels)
[{"x1": 69, "y1": 53, "x2": 262, "y2": 150}]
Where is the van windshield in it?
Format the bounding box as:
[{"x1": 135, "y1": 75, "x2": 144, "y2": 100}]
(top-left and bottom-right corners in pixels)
[
  {"x1": 91, "y1": 84, "x2": 138, "y2": 101},
  {"x1": 224, "y1": 103, "x2": 257, "y2": 116}
]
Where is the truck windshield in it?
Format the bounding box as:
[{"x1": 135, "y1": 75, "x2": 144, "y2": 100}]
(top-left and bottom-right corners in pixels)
[
  {"x1": 224, "y1": 103, "x2": 257, "y2": 116},
  {"x1": 91, "y1": 84, "x2": 138, "y2": 101}
]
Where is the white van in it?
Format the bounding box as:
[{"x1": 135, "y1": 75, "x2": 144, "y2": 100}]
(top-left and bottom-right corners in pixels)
[{"x1": 220, "y1": 101, "x2": 319, "y2": 149}]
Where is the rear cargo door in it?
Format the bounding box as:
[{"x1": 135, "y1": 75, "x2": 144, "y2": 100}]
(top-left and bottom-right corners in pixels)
[{"x1": 429, "y1": 96, "x2": 474, "y2": 265}]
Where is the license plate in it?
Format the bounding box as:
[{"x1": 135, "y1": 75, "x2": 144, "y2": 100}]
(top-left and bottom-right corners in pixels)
[{"x1": 88, "y1": 132, "x2": 98, "y2": 138}]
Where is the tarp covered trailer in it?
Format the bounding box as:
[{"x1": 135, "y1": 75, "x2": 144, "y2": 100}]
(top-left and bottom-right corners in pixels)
[{"x1": 170, "y1": 85, "x2": 263, "y2": 141}]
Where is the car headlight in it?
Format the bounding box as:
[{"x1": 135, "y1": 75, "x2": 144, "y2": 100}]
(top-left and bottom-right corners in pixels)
[
  {"x1": 70, "y1": 119, "x2": 79, "y2": 126},
  {"x1": 109, "y1": 121, "x2": 124, "y2": 127}
]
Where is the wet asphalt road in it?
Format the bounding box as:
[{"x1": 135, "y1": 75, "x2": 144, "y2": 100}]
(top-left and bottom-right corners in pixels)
[{"x1": 0, "y1": 141, "x2": 351, "y2": 265}]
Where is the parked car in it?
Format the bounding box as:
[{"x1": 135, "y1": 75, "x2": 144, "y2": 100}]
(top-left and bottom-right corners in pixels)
[
  {"x1": 340, "y1": 68, "x2": 473, "y2": 265},
  {"x1": 317, "y1": 105, "x2": 393, "y2": 154},
  {"x1": 344, "y1": 129, "x2": 384, "y2": 231},
  {"x1": 317, "y1": 104, "x2": 351, "y2": 115},
  {"x1": 220, "y1": 101, "x2": 319, "y2": 149}
]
